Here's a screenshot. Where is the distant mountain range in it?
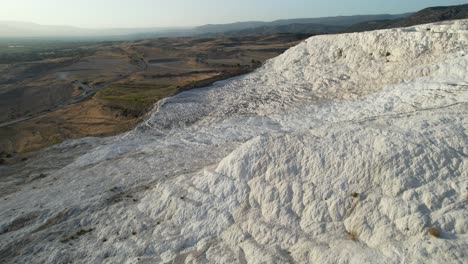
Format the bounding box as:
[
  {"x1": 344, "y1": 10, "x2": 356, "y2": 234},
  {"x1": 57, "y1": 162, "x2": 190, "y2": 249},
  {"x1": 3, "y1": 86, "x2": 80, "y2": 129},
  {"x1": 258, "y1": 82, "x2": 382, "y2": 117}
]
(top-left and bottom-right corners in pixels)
[
  {"x1": 193, "y1": 14, "x2": 410, "y2": 35},
  {"x1": 220, "y1": 4, "x2": 468, "y2": 36},
  {"x1": 346, "y1": 4, "x2": 468, "y2": 32},
  {"x1": 220, "y1": 23, "x2": 345, "y2": 36},
  {"x1": 0, "y1": 4, "x2": 467, "y2": 40}
]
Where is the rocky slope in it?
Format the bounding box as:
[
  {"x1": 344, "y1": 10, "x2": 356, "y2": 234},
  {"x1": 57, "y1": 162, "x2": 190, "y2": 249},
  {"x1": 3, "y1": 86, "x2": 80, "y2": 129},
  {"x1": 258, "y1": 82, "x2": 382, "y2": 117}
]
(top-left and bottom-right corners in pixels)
[{"x1": 0, "y1": 20, "x2": 467, "y2": 263}]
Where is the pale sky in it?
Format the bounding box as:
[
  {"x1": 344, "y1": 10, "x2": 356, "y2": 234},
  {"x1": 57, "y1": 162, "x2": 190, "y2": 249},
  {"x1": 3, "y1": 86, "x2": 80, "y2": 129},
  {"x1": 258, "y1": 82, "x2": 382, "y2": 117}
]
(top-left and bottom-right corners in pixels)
[{"x1": 1, "y1": 0, "x2": 467, "y2": 28}]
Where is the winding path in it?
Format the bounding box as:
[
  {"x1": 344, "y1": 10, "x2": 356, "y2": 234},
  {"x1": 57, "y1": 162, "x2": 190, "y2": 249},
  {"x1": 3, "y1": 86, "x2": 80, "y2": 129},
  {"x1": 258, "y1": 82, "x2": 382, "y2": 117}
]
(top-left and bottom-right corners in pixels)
[{"x1": 0, "y1": 56, "x2": 147, "y2": 129}]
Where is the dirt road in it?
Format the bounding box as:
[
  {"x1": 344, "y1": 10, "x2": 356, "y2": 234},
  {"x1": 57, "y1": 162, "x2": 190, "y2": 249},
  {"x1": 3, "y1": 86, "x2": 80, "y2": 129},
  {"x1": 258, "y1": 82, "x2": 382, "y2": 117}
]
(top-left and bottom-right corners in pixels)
[{"x1": 0, "y1": 56, "x2": 147, "y2": 129}]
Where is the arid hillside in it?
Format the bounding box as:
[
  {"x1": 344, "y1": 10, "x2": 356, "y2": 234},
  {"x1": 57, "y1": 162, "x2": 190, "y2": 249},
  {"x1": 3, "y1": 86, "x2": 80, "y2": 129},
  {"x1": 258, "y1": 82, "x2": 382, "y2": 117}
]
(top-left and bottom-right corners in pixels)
[{"x1": 0, "y1": 34, "x2": 307, "y2": 158}]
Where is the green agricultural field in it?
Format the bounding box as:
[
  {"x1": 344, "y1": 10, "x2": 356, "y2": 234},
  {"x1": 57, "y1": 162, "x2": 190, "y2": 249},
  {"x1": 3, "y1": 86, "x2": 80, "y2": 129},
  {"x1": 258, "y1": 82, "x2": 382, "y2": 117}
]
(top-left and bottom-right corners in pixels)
[{"x1": 97, "y1": 83, "x2": 179, "y2": 116}]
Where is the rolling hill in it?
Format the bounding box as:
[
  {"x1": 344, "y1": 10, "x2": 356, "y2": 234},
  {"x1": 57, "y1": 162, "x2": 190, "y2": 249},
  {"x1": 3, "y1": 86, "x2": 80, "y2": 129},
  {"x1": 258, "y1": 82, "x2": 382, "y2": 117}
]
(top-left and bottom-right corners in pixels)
[
  {"x1": 346, "y1": 4, "x2": 468, "y2": 32},
  {"x1": 221, "y1": 23, "x2": 345, "y2": 36},
  {"x1": 203, "y1": 4, "x2": 468, "y2": 36},
  {"x1": 194, "y1": 14, "x2": 410, "y2": 35}
]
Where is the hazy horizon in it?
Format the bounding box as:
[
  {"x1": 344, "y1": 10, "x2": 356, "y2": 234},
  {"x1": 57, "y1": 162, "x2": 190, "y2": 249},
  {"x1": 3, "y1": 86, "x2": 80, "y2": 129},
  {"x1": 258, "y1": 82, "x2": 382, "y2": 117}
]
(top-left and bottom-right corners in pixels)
[{"x1": 1, "y1": 0, "x2": 467, "y2": 29}]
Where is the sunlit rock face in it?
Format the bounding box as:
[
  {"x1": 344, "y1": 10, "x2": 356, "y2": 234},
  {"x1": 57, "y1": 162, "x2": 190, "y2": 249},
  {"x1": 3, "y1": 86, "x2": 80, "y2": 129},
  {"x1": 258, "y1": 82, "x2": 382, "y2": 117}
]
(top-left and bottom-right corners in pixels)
[{"x1": 1, "y1": 20, "x2": 467, "y2": 264}]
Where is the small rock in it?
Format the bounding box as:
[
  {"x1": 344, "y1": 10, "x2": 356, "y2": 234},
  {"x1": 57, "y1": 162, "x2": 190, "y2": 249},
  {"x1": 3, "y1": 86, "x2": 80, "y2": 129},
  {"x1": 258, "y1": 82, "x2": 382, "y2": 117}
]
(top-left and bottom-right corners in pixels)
[{"x1": 428, "y1": 227, "x2": 440, "y2": 238}]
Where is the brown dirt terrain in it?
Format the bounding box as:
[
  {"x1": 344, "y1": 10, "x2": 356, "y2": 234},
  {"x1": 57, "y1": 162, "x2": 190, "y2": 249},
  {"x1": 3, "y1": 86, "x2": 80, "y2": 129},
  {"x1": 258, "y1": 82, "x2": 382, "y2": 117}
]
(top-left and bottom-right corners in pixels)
[{"x1": 0, "y1": 34, "x2": 308, "y2": 157}]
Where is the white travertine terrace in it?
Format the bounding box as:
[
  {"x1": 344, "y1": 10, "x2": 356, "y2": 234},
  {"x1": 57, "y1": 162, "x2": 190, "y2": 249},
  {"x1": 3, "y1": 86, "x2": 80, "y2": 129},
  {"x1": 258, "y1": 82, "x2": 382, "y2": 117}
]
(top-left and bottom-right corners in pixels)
[{"x1": 1, "y1": 20, "x2": 467, "y2": 263}]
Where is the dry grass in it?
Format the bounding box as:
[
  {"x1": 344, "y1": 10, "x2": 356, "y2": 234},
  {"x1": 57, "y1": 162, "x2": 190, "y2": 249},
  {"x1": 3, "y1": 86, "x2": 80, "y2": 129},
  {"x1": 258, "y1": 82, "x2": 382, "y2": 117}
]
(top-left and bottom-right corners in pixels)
[
  {"x1": 347, "y1": 231, "x2": 359, "y2": 241},
  {"x1": 0, "y1": 97, "x2": 138, "y2": 153},
  {"x1": 60, "y1": 228, "x2": 94, "y2": 243}
]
